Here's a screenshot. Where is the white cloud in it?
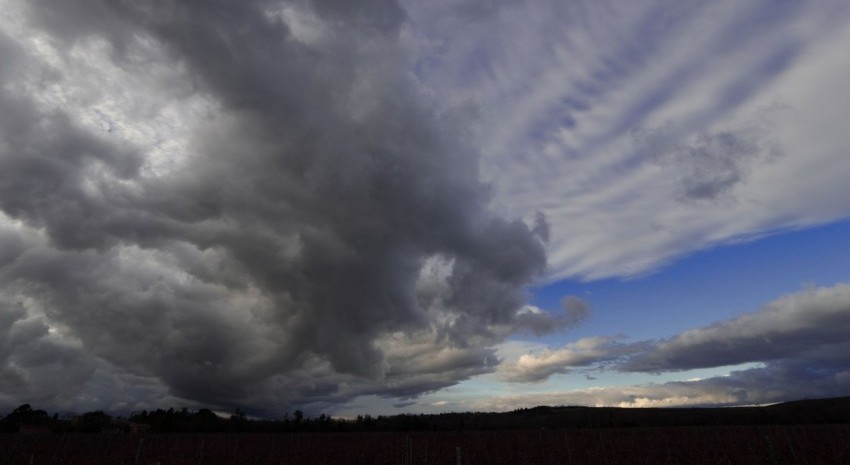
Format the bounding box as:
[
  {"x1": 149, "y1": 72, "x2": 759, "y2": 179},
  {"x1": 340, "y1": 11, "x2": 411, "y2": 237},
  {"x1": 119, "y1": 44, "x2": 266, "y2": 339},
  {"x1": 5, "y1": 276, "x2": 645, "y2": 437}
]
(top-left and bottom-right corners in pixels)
[
  {"x1": 497, "y1": 336, "x2": 638, "y2": 383},
  {"x1": 405, "y1": 0, "x2": 850, "y2": 281}
]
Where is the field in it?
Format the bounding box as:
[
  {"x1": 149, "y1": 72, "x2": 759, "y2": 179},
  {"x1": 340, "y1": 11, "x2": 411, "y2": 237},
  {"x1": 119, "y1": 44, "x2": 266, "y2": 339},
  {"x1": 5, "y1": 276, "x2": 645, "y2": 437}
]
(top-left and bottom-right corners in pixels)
[{"x1": 2, "y1": 425, "x2": 849, "y2": 465}]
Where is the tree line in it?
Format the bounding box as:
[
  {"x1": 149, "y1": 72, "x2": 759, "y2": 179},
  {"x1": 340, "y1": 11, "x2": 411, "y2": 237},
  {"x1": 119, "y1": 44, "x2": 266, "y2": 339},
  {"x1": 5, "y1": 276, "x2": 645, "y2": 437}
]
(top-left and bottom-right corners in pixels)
[
  {"x1": 3, "y1": 396, "x2": 849, "y2": 434},
  {"x1": 1, "y1": 403, "x2": 451, "y2": 433}
]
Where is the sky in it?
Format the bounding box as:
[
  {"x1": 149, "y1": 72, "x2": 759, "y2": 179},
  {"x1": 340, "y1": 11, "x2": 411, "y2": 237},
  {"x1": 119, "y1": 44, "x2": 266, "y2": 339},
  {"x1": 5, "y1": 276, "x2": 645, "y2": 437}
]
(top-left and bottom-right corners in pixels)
[{"x1": 0, "y1": 0, "x2": 849, "y2": 418}]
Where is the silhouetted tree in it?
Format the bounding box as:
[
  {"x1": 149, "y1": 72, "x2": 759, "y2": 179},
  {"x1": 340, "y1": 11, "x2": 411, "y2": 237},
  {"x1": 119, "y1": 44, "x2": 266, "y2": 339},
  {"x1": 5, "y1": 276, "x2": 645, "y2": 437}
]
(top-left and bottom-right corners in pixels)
[
  {"x1": 76, "y1": 411, "x2": 113, "y2": 433},
  {"x1": 0, "y1": 404, "x2": 50, "y2": 432}
]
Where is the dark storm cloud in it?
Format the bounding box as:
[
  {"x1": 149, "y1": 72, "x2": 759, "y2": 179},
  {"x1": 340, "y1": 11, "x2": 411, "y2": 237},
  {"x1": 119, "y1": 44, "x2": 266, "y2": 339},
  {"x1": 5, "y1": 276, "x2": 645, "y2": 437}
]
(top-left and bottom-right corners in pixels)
[
  {"x1": 0, "y1": 0, "x2": 548, "y2": 414},
  {"x1": 0, "y1": 275, "x2": 97, "y2": 408}
]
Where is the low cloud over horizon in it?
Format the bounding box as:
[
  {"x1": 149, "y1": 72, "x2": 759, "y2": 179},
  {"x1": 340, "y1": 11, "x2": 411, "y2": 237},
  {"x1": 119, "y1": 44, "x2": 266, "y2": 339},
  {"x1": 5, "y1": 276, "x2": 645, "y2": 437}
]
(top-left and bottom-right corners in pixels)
[{"x1": 493, "y1": 282, "x2": 850, "y2": 408}]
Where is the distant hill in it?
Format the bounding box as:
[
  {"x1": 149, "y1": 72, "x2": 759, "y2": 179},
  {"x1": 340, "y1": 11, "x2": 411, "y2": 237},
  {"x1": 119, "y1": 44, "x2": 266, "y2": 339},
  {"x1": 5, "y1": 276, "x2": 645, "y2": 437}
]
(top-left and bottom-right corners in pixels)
[
  {"x1": 3, "y1": 396, "x2": 849, "y2": 433},
  {"x1": 445, "y1": 396, "x2": 850, "y2": 430},
  {"x1": 356, "y1": 396, "x2": 850, "y2": 431}
]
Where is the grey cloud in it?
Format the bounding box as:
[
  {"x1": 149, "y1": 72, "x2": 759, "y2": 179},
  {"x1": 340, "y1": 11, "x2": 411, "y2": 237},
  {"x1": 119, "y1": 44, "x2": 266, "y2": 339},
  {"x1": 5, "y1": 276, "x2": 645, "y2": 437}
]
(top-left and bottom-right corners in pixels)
[
  {"x1": 531, "y1": 211, "x2": 550, "y2": 243},
  {"x1": 0, "y1": 294, "x2": 96, "y2": 408},
  {"x1": 509, "y1": 296, "x2": 588, "y2": 337},
  {"x1": 676, "y1": 132, "x2": 754, "y2": 201},
  {"x1": 511, "y1": 308, "x2": 567, "y2": 337},
  {"x1": 0, "y1": 0, "x2": 547, "y2": 414},
  {"x1": 0, "y1": 31, "x2": 142, "y2": 250},
  {"x1": 623, "y1": 283, "x2": 850, "y2": 373},
  {"x1": 500, "y1": 282, "x2": 850, "y2": 392},
  {"x1": 631, "y1": 110, "x2": 785, "y2": 202},
  {"x1": 698, "y1": 350, "x2": 850, "y2": 406},
  {"x1": 607, "y1": 282, "x2": 850, "y2": 406},
  {"x1": 310, "y1": 0, "x2": 407, "y2": 34},
  {"x1": 560, "y1": 296, "x2": 589, "y2": 328},
  {"x1": 643, "y1": 351, "x2": 850, "y2": 406}
]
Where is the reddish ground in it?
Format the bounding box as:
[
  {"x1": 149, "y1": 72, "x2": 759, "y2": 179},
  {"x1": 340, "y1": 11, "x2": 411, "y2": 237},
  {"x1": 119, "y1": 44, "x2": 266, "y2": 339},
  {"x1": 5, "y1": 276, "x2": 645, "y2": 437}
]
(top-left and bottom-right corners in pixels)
[{"x1": 1, "y1": 425, "x2": 848, "y2": 464}]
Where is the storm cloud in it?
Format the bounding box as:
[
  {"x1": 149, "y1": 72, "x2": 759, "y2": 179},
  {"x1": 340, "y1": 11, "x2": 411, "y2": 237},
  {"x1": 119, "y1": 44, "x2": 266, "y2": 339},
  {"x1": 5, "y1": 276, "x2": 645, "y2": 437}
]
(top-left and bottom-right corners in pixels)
[{"x1": 0, "y1": 0, "x2": 550, "y2": 414}]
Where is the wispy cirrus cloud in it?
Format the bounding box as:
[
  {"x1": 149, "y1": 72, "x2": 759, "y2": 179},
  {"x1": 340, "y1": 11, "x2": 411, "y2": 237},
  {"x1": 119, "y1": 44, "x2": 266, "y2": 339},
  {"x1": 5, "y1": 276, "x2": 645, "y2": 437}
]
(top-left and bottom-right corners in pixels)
[{"x1": 405, "y1": 0, "x2": 850, "y2": 280}]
